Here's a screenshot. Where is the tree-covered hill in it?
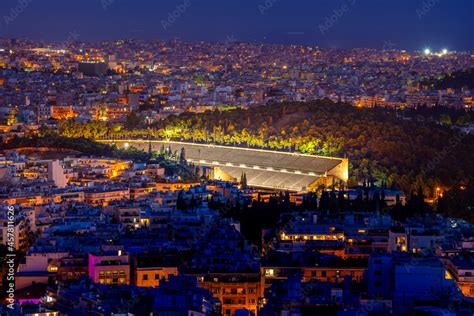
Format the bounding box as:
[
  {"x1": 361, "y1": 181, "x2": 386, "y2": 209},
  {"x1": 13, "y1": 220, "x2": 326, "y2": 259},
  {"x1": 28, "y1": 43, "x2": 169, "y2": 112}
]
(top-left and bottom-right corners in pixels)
[
  {"x1": 424, "y1": 68, "x2": 474, "y2": 91},
  {"x1": 59, "y1": 100, "x2": 474, "y2": 195}
]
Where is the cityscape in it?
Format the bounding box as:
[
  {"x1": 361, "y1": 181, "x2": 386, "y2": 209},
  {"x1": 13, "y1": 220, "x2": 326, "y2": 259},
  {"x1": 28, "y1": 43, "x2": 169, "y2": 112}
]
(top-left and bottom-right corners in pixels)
[{"x1": 1, "y1": 1, "x2": 474, "y2": 315}]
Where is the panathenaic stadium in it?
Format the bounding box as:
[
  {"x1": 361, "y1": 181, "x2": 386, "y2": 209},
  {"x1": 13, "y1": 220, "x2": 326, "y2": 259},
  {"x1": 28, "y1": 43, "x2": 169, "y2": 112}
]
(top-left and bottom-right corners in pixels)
[{"x1": 101, "y1": 140, "x2": 348, "y2": 192}]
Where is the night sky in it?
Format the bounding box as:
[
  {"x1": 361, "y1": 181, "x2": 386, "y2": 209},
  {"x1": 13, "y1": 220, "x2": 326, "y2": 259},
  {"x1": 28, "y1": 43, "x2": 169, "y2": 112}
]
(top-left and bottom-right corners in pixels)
[{"x1": 1, "y1": 0, "x2": 473, "y2": 51}]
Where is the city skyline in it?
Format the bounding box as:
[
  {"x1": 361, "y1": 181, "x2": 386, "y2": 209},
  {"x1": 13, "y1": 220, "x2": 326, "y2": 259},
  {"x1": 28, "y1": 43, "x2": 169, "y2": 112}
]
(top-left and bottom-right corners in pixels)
[
  {"x1": 1, "y1": 0, "x2": 473, "y2": 51},
  {"x1": 1, "y1": 2, "x2": 474, "y2": 315}
]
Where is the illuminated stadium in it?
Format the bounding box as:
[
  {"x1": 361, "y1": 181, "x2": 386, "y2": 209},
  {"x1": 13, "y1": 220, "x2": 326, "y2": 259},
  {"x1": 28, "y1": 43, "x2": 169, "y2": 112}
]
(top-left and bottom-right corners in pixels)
[{"x1": 102, "y1": 140, "x2": 349, "y2": 192}]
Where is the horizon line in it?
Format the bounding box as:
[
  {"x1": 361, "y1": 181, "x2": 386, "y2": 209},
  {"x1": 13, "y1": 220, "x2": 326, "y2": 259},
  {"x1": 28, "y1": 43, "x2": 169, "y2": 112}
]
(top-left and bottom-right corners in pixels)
[{"x1": 0, "y1": 37, "x2": 471, "y2": 54}]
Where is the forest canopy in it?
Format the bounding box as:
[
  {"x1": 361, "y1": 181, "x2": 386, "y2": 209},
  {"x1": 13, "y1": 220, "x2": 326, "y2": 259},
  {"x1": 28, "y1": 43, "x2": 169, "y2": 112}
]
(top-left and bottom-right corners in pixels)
[
  {"x1": 423, "y1": 68, "x2": 474, "y2": 91},
  {"x1": 59, "y1": 100, "x2": 474, "y2": 196}
]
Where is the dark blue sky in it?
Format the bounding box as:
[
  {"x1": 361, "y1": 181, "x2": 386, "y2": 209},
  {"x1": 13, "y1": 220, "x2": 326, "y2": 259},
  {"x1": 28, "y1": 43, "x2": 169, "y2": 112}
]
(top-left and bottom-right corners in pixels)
[{"x1": 1, "y1": 0, "x2": 473, "y2": 50}]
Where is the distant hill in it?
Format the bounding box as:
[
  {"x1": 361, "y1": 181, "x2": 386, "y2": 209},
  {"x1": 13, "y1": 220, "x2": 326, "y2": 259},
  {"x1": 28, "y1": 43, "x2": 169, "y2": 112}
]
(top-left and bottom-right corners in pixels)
[{"x1": 425, "y1": 68, "x2": 474, "y2": 90}]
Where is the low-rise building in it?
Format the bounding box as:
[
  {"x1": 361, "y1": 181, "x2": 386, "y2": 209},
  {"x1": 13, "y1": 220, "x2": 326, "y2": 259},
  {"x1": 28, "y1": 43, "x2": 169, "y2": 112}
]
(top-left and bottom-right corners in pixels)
[{"x1": 88, "y1": 251, "x2": 130, "y2": 285}]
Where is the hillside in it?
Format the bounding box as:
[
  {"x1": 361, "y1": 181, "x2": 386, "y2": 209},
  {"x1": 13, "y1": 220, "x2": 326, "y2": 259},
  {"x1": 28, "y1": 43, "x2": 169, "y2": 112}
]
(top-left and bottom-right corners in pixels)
[
  {"x1": 59, "y1": 100, "x2": 474, "y2": 195},
  {"x1": 424, "y1": 68, "x2": 474, "y2": 91}
]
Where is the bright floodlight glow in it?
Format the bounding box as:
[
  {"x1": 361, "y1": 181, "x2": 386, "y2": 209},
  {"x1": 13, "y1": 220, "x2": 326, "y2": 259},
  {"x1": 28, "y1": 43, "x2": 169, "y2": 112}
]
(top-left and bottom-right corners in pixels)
[
  {"x1": 424, "y1": 48, "x2": 431, "y2": 55},
  {"x1": 442, "y1": 48, "x2": 448, "y2": 55}
]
